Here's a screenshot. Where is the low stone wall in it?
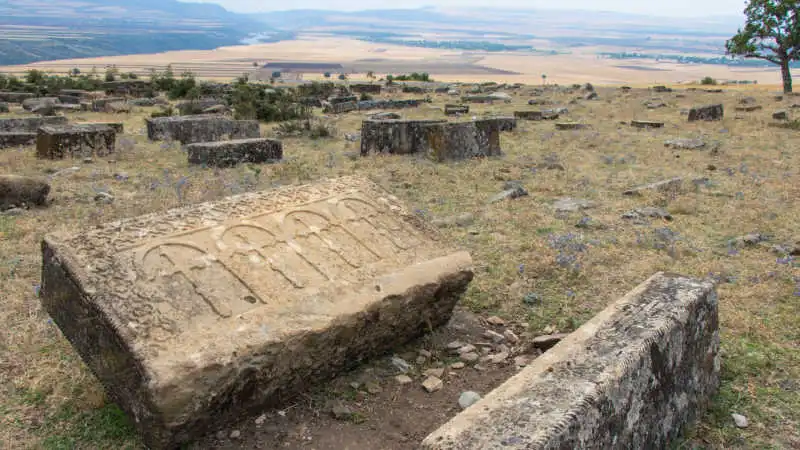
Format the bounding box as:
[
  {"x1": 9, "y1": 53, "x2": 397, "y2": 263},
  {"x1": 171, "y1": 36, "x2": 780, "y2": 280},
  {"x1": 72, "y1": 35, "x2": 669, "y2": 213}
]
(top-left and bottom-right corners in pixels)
[
  {"x1": 36, "y1": 125, "x2": 116, "y2": 159},
  {"x1": 186, "y1": 138, "x2": 283, "y2": 167},
  {"x1": 0, "y1": 132, "x2": 37, "y2": 149},
  {"x1": 422, "y1": 272, "x2": 719, "y2": 449},
  {"x1": 0, "y1": 116, "x2": 68, "y2": 132},
  {"x1": 145, "y1": 115, "x2": 260, "y2": 144},
  {"x1": 360, "y1": 119, "x2": 447, "y2": 156}
]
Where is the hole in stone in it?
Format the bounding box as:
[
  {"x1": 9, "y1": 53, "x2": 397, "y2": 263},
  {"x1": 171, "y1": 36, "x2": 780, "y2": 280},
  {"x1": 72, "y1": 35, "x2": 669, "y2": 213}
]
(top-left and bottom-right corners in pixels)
[
  {"x1": 375, "y1": 284, "x2": 382, "y2": 292},
  {"x1": 243, "y1": 295, "x2": 257, "y2": 304}
]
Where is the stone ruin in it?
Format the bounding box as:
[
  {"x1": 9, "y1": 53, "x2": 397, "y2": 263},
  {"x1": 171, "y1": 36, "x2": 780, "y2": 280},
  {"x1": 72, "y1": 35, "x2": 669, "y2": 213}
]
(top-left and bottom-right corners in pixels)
[
  {"x1": 689, "y1": 104, "x2": 724, "y2": 121},
  {"x1": 422, "y1": 272, "x2": 719, "y2": 449},
  {"x1": 0, "y1": 91, "x2": 35, "y2": 103},
  {"x1": 350, "y1": 84, "x2": 382, "y2": 94},
  {"x1": 360, "y1": 118, "x2": 516, "y2": 161},
  {"x1": 40, "y1": 176, "x2": 473, "y2": 449},
  {"x1": 360, "y1": 119, "x2": 447, "y2": 155},
  {"x1": 0, "y1": 116, "x2": 68, "y2": 149},
  {"x1": 146, "y1": 115, "x2": 261, "y2": 145},
  {"x1": 514, "y1": 110, "x2": 558, "y2": 121},
  {"x1": 445, "y1": 104, "x2": 469, "y2": 116},
  {"x1": 91, "y1": 97, "x2": 126, "y2": 112},
  {"x1": 36, "y1": 124, "x2": 117, "y2": 159},
  {"x1": 631, "y1": 120, "x2": 665, "y2": 129},
  {"x1": 76, "y1": 122, "x2": 124, "y2": 134},
  {"x1": 186, "y1": 138, "x2": 283, "y2": 167},
  {"x1": 324, "y1": 101, "x2": 358, "y2": 114},
  {"x1": 22, "y1": 97, "x2": 60, "y2": 111}
]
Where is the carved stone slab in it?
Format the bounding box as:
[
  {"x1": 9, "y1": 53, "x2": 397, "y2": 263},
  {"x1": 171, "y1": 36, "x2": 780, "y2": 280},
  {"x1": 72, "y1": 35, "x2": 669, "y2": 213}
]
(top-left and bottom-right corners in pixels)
[
  {"x1": 422, "y1": 272, "x2": 719, "y2": 449},
  {"x1": 41, "y1": 176, "x2": 473, "y2": 449}
]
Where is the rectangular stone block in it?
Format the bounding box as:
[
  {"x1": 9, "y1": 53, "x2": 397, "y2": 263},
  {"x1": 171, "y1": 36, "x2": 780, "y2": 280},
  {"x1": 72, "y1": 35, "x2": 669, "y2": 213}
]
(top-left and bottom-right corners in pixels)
[
  {"x1": 41, "y1": 176, "x2": 473, "y2": 449},
  {"x1": 91, "y1": 97, "x2": 126, "y2": 112},
  {"x1": 0, "y1": 91, "x2": 35, "y2": 103},
  {"x1": 422, "y1": 272, "x2": 719, "y2": 450},
  {"x1": 445, "y1": 104, "x2": 469, "y2": 116},
  {"x1": 0, "y1": 132, "x2": 36, "y2": 149},
  {"x1": 76, "y1": 122, "x2": 124, "y2": 134},
  {"x1": 146, "y1": 115, "x2": 261, "y2": 144},
  {"x1": 186, "y1": 138, "x2": 283, "y2": 167},
  {"x1": 36, "y1": 125, "x2": 116, "y2": 159},
  {"x1": 360, "y1": 119, "x2": 447, "y2": 156},
  {"x1": 421, "y1": 120, "x2": 503, "y2": 162},
  {"x1": 0, "y1": 116, "x2": 68, "y2": 132}
]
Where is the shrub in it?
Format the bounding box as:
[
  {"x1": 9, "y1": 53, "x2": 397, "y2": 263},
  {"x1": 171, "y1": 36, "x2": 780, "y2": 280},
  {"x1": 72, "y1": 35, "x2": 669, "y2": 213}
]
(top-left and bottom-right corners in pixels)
[
  {"x1": 275, "y1": 119, "x2": 335, "y2": 139},
  {"x1": 701, "y1": 76, "x2": 717, "y2": 85},
  {"x1": 359, "y1": 92, "x2": 373, "y2": 101},
  {"x1": 231, "y1": 82, "x2": 311, "y2": 123},
  {"x1": 150, "y1": 105, "x2": 174, "y2": 118}
]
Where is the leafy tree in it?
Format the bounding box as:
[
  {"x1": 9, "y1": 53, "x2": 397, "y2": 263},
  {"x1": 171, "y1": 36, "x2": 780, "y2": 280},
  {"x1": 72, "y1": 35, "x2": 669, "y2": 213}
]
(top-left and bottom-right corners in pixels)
[
  {"x1": 26, "y1": 69, "x2": 45, "y2": 84},
  {"x1": 272, "y1": 71, "x2": 282, "y2": 79},
  {"x1": 701, "y1": 76, "x2": 717, "y2": 85},
  {"x1": 323, "y1": 72, "x2": 331, "y2": 78},
  {"x1": 726, "y1": 0, "x2": 800, "y2": 92},
  {"x1": 70, "y1": 68, "x2": 81, "y2": 76},
  {"x1": 366, "y1": 70, "x2": 375, "y2": 80},
  {"x1": 338, "y1": 73, "x2": 348, "y2": 81}
]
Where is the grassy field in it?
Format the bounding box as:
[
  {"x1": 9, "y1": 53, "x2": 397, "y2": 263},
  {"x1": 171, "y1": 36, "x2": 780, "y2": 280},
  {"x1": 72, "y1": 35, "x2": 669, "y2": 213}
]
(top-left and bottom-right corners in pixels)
[{"x1": 0, "y1": 85, "x2": 798, "y2": 448}]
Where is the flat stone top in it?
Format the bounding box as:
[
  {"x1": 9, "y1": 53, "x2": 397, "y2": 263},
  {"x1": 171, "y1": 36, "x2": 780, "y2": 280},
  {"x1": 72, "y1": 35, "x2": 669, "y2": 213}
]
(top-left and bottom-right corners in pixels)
[
  {"x1": 185, "y1": 138, "x2": 279, "y2": 148},
  {"x1": 146, "y1": 114, "x2": 228, "y2": 123},
  {"x1": 424, "y1": 272, "x2": 715, "y2": 448},
  {"x1": 44, "y1": 176, "x2": 460, "y2": 386},
  {"x1": 39, "y1": 124, "x2": 113, "y2": 134},
  {"x1": 364, "y1": 119, "x2": 447, "y2": 124}
]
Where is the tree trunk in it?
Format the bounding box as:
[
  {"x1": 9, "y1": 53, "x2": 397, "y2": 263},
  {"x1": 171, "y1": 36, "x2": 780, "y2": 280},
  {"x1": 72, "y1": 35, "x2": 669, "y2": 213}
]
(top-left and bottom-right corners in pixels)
[{"x1": 781, "y1": 58, "x2": 793, "y2": 93}]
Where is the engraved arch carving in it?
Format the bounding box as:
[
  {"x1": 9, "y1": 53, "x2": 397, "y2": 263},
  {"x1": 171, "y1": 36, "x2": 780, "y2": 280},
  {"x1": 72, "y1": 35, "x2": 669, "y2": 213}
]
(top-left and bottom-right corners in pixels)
[{"x1": 335, "y1": 197, "x2": 421, "y2": 252}]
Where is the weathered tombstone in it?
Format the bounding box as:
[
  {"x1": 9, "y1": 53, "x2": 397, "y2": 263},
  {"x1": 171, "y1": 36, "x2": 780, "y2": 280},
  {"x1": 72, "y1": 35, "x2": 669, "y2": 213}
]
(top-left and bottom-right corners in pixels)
[
  {"x1": 623, "y1": 177, "x2": 683, "y2": 196},
  {"x1": 58, "y1": 95, "x2": 83, "y2": 105},
  {"x1": 422, "y1": 272, "x2": 719, "y2": 449},
  {"x1": 645, "y1": 99, "x2": 667, "y2": 109},
  {"x1": 734, "y1": 105, "x2": 762, "y2": 112},
  {"x1": 445, "y1": 104, "x2": 469, "y2": 116},
  {"x1": 0, "y1": 116, "x2": 67, "y2": 132},
  {"x1": 0, "y1": 174, "x2": 50, "y2": 209},
  {"x1": 652, "y1": 85, "x2": 673, "y2": 93},
  {"x1": 36, "y1": 124, "x2": 116, "y2": 159},
  {"x1": 360, "y1": 119, "x2": 447, "y2": 155},
  {"x1": 631, "y1": 120, "x2": 665, "y2": 129},
  {"x1": 76, "y1": 122, "x2": 124, "y2": 134},
  {"x1": 186, "y1": 138, "x2": 283, "y2": 167},
  {"x1": 368, "y1": 112, "x2": 402, "y2": 120},
  {"x1": 773, "y1": 110, "x2": 788, "y2": 120},
  {"x1": 41, "y1": 176, "x2": 474, "y2": 449},
  {"x1": 688, "y1": 104, "x2": 724, "y2": 122},
  {"x1": 664, "y1": 139, "x2": 706, "y2": 150},
  {"x1": 481, "y1": 116, "x2": 517, "y2": 132},
  {"x1": 0, "y1": 92, "x2": 35, "y2": 103},
  {"x1": 421, "y1": 120, "x2": 503, "y2": 161},
  {"x1": 0, "y1": 132, "x2": 37, "y2": 148},
  {"x1": 325, "y1": 101, "x2": 357, "y2": 114},
  {"x1": 584, "y1": 92, "x2": 598, "y2": 100},
  {"x1": 555, "y1": 122, "x2": 589, "y2": 130},
  {"x1": 91, "y1": 97, "x2": 126, "y2": 112},
  {"x1": 514, "y1": 111, "x2": 558, "y2": 121},
  {"x1": 146, "y1": 115, "x2": 260, "y2": 144},
  {"x1": 22, "y1": 97, "x2": 60, "y2": 111},
  {"x1": 350, "y1": 84, "x2": 382, "y2": 94}
]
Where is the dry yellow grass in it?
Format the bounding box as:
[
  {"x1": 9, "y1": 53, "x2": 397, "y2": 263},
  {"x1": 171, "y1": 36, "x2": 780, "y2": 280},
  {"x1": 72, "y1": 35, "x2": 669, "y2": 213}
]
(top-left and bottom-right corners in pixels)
[{"x1": 0, "y1": 86, "x2": 798, "y2": 448}]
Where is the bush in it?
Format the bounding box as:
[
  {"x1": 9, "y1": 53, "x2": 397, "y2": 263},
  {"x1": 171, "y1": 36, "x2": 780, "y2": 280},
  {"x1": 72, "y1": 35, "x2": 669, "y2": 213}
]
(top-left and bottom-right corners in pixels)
[
  {"x1": 701, "y1": 76, "x2": 717, "y2": 85},
  {"x1": 388, "y1": 72, "x2": 431, "y2": 82},
  {"x1": 150, "y1": 105, "x2": 174, "y2": 118},
  {"x1": 359, "y1": 92, "x2": 373, "y2": 101},
  {"x1": 231, "y1": 82, "x2": 311, "y2": 123},
  {"x1": 275, "y1": 119, "x2": 335, "y2": 139}
]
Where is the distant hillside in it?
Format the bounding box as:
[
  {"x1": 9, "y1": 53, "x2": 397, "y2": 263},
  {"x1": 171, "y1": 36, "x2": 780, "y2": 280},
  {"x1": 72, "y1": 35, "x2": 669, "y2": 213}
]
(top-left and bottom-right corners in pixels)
[{"x1": 0, "y1": 0, "x2": 273, "y2": 65}]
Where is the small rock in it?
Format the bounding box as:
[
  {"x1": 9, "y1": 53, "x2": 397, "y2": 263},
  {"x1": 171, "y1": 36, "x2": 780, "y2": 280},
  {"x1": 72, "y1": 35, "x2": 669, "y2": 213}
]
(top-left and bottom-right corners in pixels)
[
  {"x1": 424, "y1": 368, "x2": 445, "y2": 378},
  {"x1": 488, "y1": 185, "x2": 528, "y2": 203},
  {"x1": 554, "y1": 197, "x2": 597, "y2": 213},
  {"x1": 344, "y1": 133, "x2": 360, "y2": 142},
  {"x1": 94, "y1": 192, "x2": 114, "y2": 204},
  {"x1": 419, "y1": 349, "x2": 432, "y2": 358},
  {"x1": 664, "y1": 139, "x2": 706, "y2": 150},
  {"x1": 622, "y1": 207, "x2": 673, "y2": 222},
  {"x1": 1, "y1": 207, "x2": 24, "y2": 216},
  {"x1": 458, "y1": 391, "x2": 482, "y2": 409},
  {"x1": 349, "y1": 381, "x2": 361, "y2": 390},
  {"x1": 1, "y1": 174, "x2": 51, "y2": 209},
  {"x1": 416, "y1": 355, "x2": 427, "y2": 365},
  {"x1": 483, "y1": 329, "x2": 505, "y2": 343},
  {"x1": 254, "y1": 414, "x2": 266, "y2": 425},
  {"x1": 458, "y1": 344, "x2": 477, "y2": 354},
  {"x1": 532, "y1": 333, "x2": 570, "y2": 351},
  {"x1": 216, "y1": 430, "x2": 227, "y2": 440},
  {"x1": 391, "y1": 356, "x2": 411, "y2": 373},
  {"x1": 331, "y1": 402, "x2": 354, "y2": 420},
  {"x1": 450, "y1": 362, "x2": 466, "y2": 370},
  {"x1": 503, "y1": 329, "x2": 520, "y2": 344},
  {"x1": 229, "y1": 430, "x2": 241, "y2": 439},
  {"x1": 514, "y1": 355, "x2": 530, "y2": 367},
  {"x1": 731, "y1": 413, "x2": 748, "y2": 428},
  {"x1": 460, "y1": 352, "x2": 480, "y2": 363},
  {"x1": 395, "y1": 374, "x2": 413, "y2": 385},
  {"x1": 82, "y1": 157, "x2": 94, "y2": 164},
  {"x1": 446, "y1": 340, "x2": 466, "y2": 350},
  {"x1": 365, "y1": 382, "x2": 382, "y2": 394},
  {"x1": 488, "y1": 351, "x2": 510, "y2": 364},
  {"x1": 728, "y1": 233, "x2": 768, "y2": 248},
  {"x1": 486, "y1": 316, "x2": 505, "y2": 326},
  {"x1": 773, "y1": 110, "x2": 788, "y2": 120},
  {"x1": 422, "y1": 376, "x2": 443, "y2": 393}
]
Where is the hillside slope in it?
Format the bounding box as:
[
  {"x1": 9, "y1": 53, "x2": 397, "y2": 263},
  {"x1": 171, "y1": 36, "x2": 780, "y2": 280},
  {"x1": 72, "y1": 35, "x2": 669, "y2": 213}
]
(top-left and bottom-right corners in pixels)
[{"x1": 0, "y1": 0, "x2": 271, "y2": 65}]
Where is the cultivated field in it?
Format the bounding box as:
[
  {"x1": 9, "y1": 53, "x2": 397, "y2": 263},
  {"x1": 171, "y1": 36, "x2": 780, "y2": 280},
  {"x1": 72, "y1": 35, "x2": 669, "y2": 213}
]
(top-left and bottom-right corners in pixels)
[
  {"x1": 0, "y1": 37, "x2": 783, "y2": 86},
  {"x1": 1, "y1": 85, "x2": 798, "y2": 448}
]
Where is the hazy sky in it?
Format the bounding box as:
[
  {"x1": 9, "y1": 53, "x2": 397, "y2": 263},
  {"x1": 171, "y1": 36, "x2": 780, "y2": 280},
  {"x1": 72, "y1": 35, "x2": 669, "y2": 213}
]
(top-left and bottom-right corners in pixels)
[{"x1": 202, "y1": 0, "x2": 746, "y2": 17}]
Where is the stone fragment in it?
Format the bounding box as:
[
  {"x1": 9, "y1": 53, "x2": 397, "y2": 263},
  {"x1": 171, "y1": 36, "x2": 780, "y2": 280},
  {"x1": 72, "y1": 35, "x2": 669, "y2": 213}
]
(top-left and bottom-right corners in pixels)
[
  {"x1": 365, "y1": 382, "x2": 382, "y2": 394},
  {"x1": 422, "y1": 376, "x2": 444, "y2": 393},
  {"x1": 688, "y1": 104, "x2": 724, "y2": 121},
  {"x1": 422, "y1": 273, "x2": 720, "y2": 449},
  {"x1": 331, "y1": 402, "x2": 354, "y2": 421},
  {"x1": 186, "y1": 138, "x2": 283, "y2": 167},
  {"x1": 734, "y1": 105, "x2": 762, "y2": 112},
  {"x1": 486, "y1": 316, "x2": 505, "y2": 326},
  {"x1": 731, "y1": 413, "x2": 748, "y2": 429},
  {"x1": 458, "y1": 391, "x2": 481, "y2": 409},
  {"x1": 773, "y1": 110, "x2": 788, "y2": 120},
  {"x1": 652, "y1": 85, "x2": 673, "y2": 93},
  {"x1": 450, "y1": 362, "x2": 466, "y2": 370},
  {"x1": 503, "y1": 330, "x2": 520, "y2": 344},
  {"x1": 460, "y1": 352, "x2": 480, "y2": 363},
  {"x1": 77, "y1": 122, "x2": 124, "y2": 134},
  {"x1": 555, "y1": 122, "x2": 589, "y2": 130},
  {"x1": 40, "y1": 176, "x2": 474, "y2": 449},
  {"x1": 396, "y1": 374, "x2": 413, "y2": 385},
  {"x1": 631, "y1": 120, "x2": 665, "y2": 129},
  {"x1": 728, "y1": 233, "x2": 768, "y2": 248},
  {"x1": 554, "y1": 198, "x2": 597, "y2": 213},
  {"x1": 0, "y1": 92, "x2": 34, "y2": 103},
  {"x1": 645, "y1": 99, "x2": 667, "y2": 109},
  {"x1": 22, "y1": 97, "x2": 60, "y2": 111},
  {"x1": 488, "y1": 184, "x2": 528, "y2": 203},
  {"x1": 0, "y1": 174, "x2": 50, "y2": 210},
  {"x1": 623, "y1": 177, "x2": 683, "y2": 196},
  {"x1": 229, "y1": 430, "x2": 241, "y2": 439},
  {"x1": 146, "y1": 115, "x2": 260, "y2": 144},
  {"x1": 514, "y1": 110, "x2": 559, "y2": 121},
  {"x1": 457, "y1": 344, "x2": 477, "y2": 354},
  {"x1": 664, "y1": 139, "x2": 706, "y2": 150},
  {"x1": 446, "y1": 341, "x2": 466, "y2": 351},
  {"x1": 483, "y1": 330, "x2": 505, "y2": 343},
  {"x1": 445, "y1": 105, "x2": 469, "y2": 116},
  {"x1": 360, "y1": 119, "x2": 446, "y2": 155},
  {"x1": 369, "y1": 112, "x2": 401, "y2": 120},
  {"x1": 424, "y1": 368, "x2": 445, "y2": 379},
  {"x1": 531, "y1": 333, "x2": 570, "y2": 351},
  {"x1": 36, "y1": 125, "x2": 116, "y2": 159}
]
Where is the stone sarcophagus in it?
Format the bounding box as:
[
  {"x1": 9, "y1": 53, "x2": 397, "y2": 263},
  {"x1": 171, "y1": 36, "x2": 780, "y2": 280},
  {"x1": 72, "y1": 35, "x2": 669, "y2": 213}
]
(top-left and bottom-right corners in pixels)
[
  {"x1": 186, "y1": 138, "x2": 283, "y2": 167},
  {"x1": 422, "y1": 120, "x2": 503, "y2": 161},
  {"x1": 146, "y1": 115, "x2": 260, "y2": 144},
  {"x1": 422, "y1": 272, "x2": 719, "y2": 449},
  {"x1": 444, "y1": 104, "x2": 469, "y2": 116},
  {"x1": 41, "y1": 176, "x2": 473, "y2": 449},
  {"x1": 36, "y1": 124, "x2": 116, "y2": 159},
  {"x1": 0, "y1": 116, "x2": 67, "y2": 132},
  {"x1": 360, "y1": 119, "x2": 447, "y2": 156},
  {"x1": 0, "y1": 132, "x2": 37, "y2": 149}
]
